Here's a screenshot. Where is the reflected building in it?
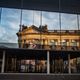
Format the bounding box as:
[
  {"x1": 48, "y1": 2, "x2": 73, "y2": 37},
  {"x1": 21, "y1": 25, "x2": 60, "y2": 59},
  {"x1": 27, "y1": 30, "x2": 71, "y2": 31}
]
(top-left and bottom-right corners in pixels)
[{"x1": 17, "y1": 25, "x2": 80, "y2": 50}]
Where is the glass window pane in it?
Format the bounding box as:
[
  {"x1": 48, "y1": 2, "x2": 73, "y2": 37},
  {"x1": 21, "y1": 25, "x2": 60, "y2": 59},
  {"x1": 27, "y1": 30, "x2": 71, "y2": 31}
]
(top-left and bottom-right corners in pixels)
[
  {"x1": 0, "y1": 8, "x2": 20, "y2": 45},
  {"x1": 61, "y1": 13, "x2": 77, "y2": 30},
  {"x1": 42, "y1": 11, "x2": 59, "y2": 30}
]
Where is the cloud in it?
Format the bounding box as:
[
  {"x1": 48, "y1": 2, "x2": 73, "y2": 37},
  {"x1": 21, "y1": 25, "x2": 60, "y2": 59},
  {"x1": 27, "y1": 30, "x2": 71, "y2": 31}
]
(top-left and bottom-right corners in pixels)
[
  {"x1": 0, "y1": 8, "x2": 20, "y2": 43},
  {"x1": 1, "y1": 8, "x2": 20, "y2": 31},
  {"x1": 0, "y1": 25, "x2": 6, "y2": 38},
  {"x1": 61, "y1": 13, "x2": 78, "y2": 30},
  {"x1": 0, "y1": 25, "x2": 18, "y2": 43},
  {"x1": 22, "y1": 10, "x2": 60, "y2": 30},
  {"x1": 19, "y1": 10, "x2": 79, "y2": 30}
]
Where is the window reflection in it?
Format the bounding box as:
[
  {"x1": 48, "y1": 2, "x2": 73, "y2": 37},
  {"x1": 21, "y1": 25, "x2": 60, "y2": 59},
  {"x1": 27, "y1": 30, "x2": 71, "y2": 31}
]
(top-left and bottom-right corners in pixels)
[
  {"x1": 70, "y1": 58, "x2": 77, "y2": 73},
  {"x1": 61, "y1": 13, "x2": 77, "y2": 30},
  {"x1": 77, "y1": 57, "x2": 80, "y2": 73},
  {"x1": 0, "y1": 8, "x2": 80, "y2": 74},
  {"x1": 20, "y1": 59, "x2": 47, "y2": 73},
  {"x1": 20, "y1": 60, "x2": 35, "y2": 72},
  {"x1": 5, "y1": 54, "x2": 47, "y2": 73}
]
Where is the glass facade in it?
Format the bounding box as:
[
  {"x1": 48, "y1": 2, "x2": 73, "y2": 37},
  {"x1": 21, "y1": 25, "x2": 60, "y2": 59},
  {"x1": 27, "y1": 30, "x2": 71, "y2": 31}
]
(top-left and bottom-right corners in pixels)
[{"x1": 0, "y1": 8, "x2": 80, "y2": 74}]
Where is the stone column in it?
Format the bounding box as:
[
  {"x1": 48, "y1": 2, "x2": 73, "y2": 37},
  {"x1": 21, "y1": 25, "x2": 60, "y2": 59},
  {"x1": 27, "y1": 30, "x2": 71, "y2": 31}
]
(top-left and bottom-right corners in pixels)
[{"x1": 68, "y1": 39, "x2": 72, "y2": 50}]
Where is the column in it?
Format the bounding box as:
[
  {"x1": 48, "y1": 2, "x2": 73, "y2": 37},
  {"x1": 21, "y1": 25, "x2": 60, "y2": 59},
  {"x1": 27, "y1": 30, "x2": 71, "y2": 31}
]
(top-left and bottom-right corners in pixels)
[
  {"x1": 1, "y1": 50, "x2": 5, "y2": 73},
  {"x1": 47, "y1": 51, "x2": 50, "y2": 74},
  {"x1": 68, "y1": 54, "x2": 71, "y2": 74},
  {"x1": 69, "y1": 39, "x2": 71, "y2": 47}
]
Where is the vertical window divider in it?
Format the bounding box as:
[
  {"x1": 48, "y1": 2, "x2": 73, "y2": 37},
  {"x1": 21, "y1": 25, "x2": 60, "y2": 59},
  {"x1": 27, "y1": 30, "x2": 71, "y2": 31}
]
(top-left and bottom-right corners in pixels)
[
  {"x1": 33, "y1": 10, "x2": 34, "y2": 25},
  {"x1": 0, "y1": 8, "x2": 2, "y2": 24},
  {"x1": 19, "y1": 0, "x2": 23, "y2": 32},
  {"x1": 59, "y1": 0, "x2": 62, "y2": 50},
  {"x1": 40, "y1": 11, "x2": 42, "y2": 49},
  {"x1": 77, "y1": 14, "x2": 80, "y2": 48}
]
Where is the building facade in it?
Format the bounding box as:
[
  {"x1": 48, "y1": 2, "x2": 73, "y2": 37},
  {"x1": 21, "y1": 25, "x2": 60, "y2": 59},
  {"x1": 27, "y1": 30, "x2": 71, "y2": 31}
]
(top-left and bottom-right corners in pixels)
[{"x1": 17, "y1": 25, "x2": 80, "y2": 50}]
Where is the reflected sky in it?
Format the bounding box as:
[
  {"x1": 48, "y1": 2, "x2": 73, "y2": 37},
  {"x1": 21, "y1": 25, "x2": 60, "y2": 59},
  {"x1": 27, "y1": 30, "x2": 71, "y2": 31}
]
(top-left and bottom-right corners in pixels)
[{"x1": 0, "y1": 8, "x2": 80, "y2": 43}]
